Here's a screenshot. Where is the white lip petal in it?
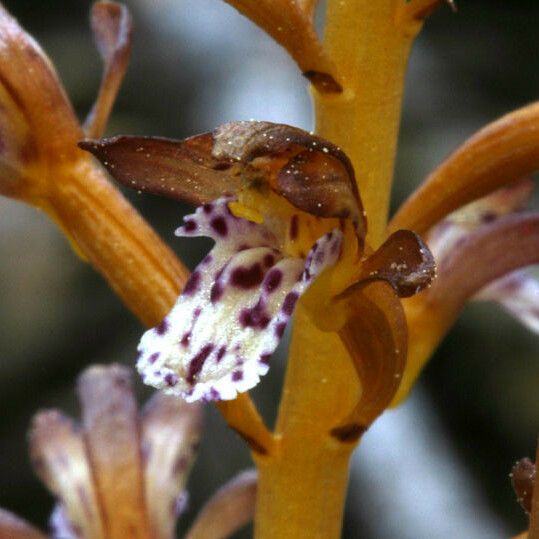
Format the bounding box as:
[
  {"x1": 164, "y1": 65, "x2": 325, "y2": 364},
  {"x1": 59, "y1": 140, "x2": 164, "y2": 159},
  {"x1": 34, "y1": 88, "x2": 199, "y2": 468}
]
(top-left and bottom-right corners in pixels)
[{"x1": 137, "y1": 197, "x2": 342, "y2": 401}]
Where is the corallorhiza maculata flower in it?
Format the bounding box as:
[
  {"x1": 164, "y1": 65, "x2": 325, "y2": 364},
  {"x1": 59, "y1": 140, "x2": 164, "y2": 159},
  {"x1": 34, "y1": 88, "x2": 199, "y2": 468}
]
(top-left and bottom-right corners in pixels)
[
  {"x1": 1, "y1": 0, "x2": 539, "y2": 439},
  {"x1": 82, "y1": 122, "x2": 436, "y2": 430},
  {"x1": 0, "y1": 364, "x2": 257, "y2": 539},
  {"x1": 3, "y1": 0, "x2": 539, "y2": 536}
]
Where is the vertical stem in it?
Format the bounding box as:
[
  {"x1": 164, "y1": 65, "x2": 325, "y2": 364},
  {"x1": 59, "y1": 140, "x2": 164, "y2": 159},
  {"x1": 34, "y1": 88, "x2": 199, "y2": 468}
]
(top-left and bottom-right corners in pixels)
[
  {"x1": 255, "y1": 2, "x2": 424, "y2": 537},
  {"x1": 314, "y1": 0, "x2": 418, "y2": 246},
  {"x1": 254, "y1": 305, "x2": 359, "y2": 539}
]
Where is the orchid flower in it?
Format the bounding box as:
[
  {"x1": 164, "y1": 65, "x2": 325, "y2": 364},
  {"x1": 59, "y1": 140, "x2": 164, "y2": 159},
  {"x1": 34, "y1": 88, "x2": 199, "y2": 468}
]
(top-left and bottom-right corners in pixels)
[
  {"x1": 3, "y1": 1, "x2": 539, "y2": 538},
  {"x1": 81, "y1": 123, "x2": 435, "y2": 415},
  {"x1": 0, "y1": 364, "x2": 257, "y2": 539}
]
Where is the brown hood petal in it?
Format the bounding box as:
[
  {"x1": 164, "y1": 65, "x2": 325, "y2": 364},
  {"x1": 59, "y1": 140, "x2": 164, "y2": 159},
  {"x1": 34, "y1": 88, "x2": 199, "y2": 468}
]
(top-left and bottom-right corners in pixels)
[
  {"x1": 212, "y1": 121, "x2": 365, "y2": 237},
  {"x1": 185, "y1": 469, "x2": 257, "y2": 539},
  {"x1": 0, "y1": 509, "x2": 47, "y2": 539},
  {"x1": 389, "y1": 102, "x2": 539, "y2": 235},
  {"x1": 395, "y1": 212, "x2": 539, "y2": 404},
  {"x1": 80, "y1": 122, "x2": 366, "y2": 239},
  {"x1": 77, "y1": 364, "x2": 150, "y2": 539},
  {"x1": 141, "y1": 393, "x2": 202, "y2": 539},
  {"x1": 28, "y1": 410, "x2": 104, "y2": 539},
  {"x1": 84, "y1": 2, "x2": 132, "y2": 138},
  {"x1": 333, "y1": 282, "x2": 407, "y2": 441},
  {"x1": 343, "y1": 229, "x2": 435, "y2": 298}
]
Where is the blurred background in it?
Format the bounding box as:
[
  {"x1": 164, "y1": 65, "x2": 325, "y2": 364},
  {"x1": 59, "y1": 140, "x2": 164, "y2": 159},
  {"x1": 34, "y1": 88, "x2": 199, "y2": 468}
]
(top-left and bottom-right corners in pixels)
[{"x1": 1, "y1": 0, "x2": 539, "y2": 537}]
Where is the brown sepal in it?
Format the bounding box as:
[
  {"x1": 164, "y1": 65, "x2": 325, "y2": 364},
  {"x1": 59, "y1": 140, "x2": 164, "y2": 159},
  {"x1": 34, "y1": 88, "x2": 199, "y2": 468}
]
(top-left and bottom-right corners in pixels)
[
  {"x1": 511, "y1": 457, "x2": 536, "y2": 514},
  {"x1": 79, "y1": 135, "x2": 243, "y2": 205},
  {"x1": 334, "y1": 282, "x2": 407, "y2": 435}
]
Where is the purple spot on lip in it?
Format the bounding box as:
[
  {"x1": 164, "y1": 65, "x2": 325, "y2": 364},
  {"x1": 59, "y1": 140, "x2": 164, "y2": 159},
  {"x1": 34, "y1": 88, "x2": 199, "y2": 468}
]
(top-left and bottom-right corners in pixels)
[
  {"x1": 211, "y1": 216, "x2": 228, "y2": 236},
  {"x1": 194, "y1": 307, "x2": 202, "y2": 318},
  {"x1": 203, "y1": 203, "x2": 214, "y2": 214},
  {"x1": 187, "y1": 344, "x2": 214, "y2": 384},
  {"x1": 260, "y1": 353, "x2": 271, "y2": 365},
  {"x1": 148, "y1": 352, "x2": 160, "y2": 364},
  {"x1": 204, "y1": 388, "x2": 221, "y2": 401},
  {"x1": 210, "y1": 281, "x2": 224, "y2": 303},
  {"x1": 165, "y1": 373, "x2": 178, "y2": 386},
  {"x1": 232, "y1": 370, "x2": 243, "y2": 381},
  {"x1": 239, "y1": 302, "x2": 270, "y2": 329},
  {"x1": 275, "y1": 321, "x2": 287, "y2": 338},
  {"x1": 264, "y1": 268, "x2": 283, "y2": 293},
  {"x1": 181, "y1": 332, "x2": 191, "y2": 347},
  {"x1": 155, "y1": 319, "x2": 169, "y2": 335},
  {"x1": 183, "y1": 219, "x2": 197, "y2": 233},
  {"x1": 183, "y1": 271, "x2": 201, "y2": 296},
  {"x1": 231, "y1": 263, "x2": 263, "y2": 289},
  {"x1": 282, "y1": 292, "x2": 299, "y2": 316},
  {"x1": 216, "y1": 345, "x2": 227, "y2": 362}
]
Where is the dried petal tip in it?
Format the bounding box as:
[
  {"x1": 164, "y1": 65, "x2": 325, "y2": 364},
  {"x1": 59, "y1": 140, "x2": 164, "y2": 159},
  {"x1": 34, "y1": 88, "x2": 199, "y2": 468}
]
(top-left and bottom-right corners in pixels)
[
  {"x1": 511, "y1": 457, "x2": 536, "y2": 514},
  {"x1": 342, "y1": 230, "x2": 436, "y2": 299},
  {"x1": 84, "y1": 1, "x2": 133, "y2": 138},
  {"x1": 137, "y1": 197, "x2": 343, "y2": 402}
]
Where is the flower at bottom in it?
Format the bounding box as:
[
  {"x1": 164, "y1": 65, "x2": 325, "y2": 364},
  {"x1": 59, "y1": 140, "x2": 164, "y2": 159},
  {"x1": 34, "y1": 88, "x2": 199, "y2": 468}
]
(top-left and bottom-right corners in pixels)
[{"x1": 0, "y1": 364, "x2": 257, "y2": 539}]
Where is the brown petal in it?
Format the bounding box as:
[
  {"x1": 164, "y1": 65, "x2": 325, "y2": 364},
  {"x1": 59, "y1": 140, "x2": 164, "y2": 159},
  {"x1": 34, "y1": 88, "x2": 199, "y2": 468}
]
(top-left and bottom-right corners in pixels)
[
  {"x1": 389, "y1": 102, "x2": 539, "y2": 235},
  {"x1": 511, "y1": 458, "x2": 536, "y2": 515},
  {"x1": 184, "y1": 469, "x2": 257, "y2": 539},
  {"x1": 333, "y1": 281, "x2": 407, "y2": 441},
  {"x1": 141, "y1": 394, "x2": 202, "y2": 539},
  {"x1": 0, "y1": 509, "x2": 46, "y2": 539},
  {"x1": 395, "y1": 212, "x2": 539, "y2": 404},
  {"x1": 84, "y1": 2, "x2": 132, "y2": 138},
  {"x1": 0, "y1": 4, "x2": 81, "y2": 200},
  {"x1": 344, "y1": 230, "x2": 435, "y2": 298},
  {"x1": 79, "y1": 135, "x2": 243, "y2": 205},
  {"x1": 28, "y1": 410, "x2": 104, "y2": 539},
  {"x1": 213, "y1": 122, "x2": 363, "y2": 233},
  {"x1": 80, "y1": 122, "x2": 366, "y2": 239},
  {"x1": 78, "y1": 364, "x2": 150, "y2": 539}
]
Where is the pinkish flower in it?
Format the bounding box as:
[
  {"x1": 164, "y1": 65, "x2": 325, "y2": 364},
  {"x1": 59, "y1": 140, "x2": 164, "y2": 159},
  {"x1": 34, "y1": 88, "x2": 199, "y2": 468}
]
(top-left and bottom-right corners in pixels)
[{"x1": 0, "y1": 364, "x2": 256, "y2": 539}]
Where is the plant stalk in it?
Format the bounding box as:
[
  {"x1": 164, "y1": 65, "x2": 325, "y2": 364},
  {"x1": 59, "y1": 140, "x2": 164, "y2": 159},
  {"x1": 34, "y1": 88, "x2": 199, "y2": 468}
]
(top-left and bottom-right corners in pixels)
[
  {"x1": 254, "y1": 2, "x2": 423, "y2": 536},
  {"x1": 314, "y1": 0, "x2": 419, "y2": 247}
]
